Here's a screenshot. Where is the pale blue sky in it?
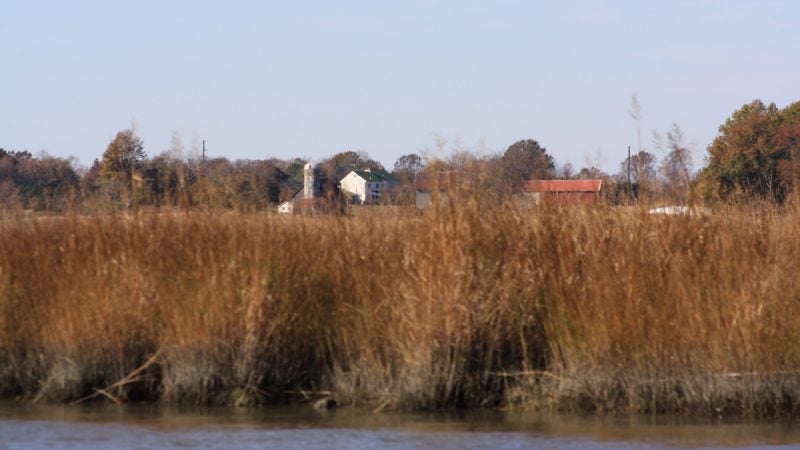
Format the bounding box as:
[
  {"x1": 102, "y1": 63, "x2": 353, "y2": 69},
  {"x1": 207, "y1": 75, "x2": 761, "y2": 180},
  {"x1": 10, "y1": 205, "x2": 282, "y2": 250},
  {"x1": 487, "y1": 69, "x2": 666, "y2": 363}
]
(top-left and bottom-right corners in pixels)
[{"x1": 2, "y1": 1, "x2": 798, "y2": 173}]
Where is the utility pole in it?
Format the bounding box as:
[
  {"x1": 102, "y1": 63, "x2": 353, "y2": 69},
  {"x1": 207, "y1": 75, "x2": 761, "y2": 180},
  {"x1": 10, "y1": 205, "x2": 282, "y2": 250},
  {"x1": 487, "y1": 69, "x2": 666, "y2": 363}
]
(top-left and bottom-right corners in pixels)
[
  {"x1": 627, "y1": 145, "x2": 631, "y2": 185},
  {"x1": 202, "y1": 140, "x2": 206, "y2": 163}
]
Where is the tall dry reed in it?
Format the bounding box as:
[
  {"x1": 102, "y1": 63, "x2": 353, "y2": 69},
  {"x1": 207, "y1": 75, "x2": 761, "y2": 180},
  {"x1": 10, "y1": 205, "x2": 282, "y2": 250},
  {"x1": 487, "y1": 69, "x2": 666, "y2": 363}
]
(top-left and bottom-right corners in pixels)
[{"x1": 1, "y1": 196, "x2": 800, "y2": 416}]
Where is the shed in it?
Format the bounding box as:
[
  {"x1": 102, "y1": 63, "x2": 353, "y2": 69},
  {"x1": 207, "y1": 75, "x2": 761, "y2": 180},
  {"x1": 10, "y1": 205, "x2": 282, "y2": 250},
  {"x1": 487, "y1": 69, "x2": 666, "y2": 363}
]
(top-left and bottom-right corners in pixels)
[
  {"x1": 522, "y1": 179, "x2": 603, "y2": 206},
  {"x1": 413, "y1": 171, "x2": 462, "y2": 209}
]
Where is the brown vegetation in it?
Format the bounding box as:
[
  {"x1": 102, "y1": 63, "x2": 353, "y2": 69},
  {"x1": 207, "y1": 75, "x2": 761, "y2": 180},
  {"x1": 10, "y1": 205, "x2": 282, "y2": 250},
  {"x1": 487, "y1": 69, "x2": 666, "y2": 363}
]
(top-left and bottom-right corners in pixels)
[{"x1": 2, "y1": 194, "x2": 800, "y2": 416}]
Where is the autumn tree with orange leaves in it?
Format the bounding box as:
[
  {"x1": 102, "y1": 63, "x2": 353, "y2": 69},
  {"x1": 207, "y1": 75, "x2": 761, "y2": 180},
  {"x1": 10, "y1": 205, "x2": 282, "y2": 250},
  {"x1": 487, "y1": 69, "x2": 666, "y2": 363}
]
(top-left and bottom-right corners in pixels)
[{"x1": 701, "y1": 99, "x2": 800, "y2": 202}]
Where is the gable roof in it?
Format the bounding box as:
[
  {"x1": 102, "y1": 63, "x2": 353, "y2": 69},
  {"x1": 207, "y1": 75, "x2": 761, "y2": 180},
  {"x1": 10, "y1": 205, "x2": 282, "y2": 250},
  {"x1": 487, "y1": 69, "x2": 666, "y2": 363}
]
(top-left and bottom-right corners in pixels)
[
  {"x1": 354, "y1": 169, "x2": 394, "y2": 182},
  {"x1": 523, "y1": 179, "x2": 602, "y2": 193}
]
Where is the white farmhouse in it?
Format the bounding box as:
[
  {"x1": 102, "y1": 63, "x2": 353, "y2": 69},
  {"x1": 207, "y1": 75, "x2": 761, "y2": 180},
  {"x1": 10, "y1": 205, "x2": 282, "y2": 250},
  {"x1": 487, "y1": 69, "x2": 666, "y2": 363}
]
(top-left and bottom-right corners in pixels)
[{"x1": 339, "y1": 168, "x2": 395, "y2": 204}]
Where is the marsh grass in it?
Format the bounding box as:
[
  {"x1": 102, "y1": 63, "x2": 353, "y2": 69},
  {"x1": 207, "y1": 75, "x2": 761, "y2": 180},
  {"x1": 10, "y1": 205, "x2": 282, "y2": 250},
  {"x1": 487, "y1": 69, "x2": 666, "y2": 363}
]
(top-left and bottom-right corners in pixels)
[{"x1": 2, "y1": 194, "x2": 800, "y2": 416}]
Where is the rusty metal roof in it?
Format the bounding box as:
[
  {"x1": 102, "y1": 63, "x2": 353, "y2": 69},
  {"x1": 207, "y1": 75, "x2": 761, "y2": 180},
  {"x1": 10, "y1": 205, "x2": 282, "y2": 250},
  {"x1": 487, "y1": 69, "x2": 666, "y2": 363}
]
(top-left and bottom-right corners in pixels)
[{"x1": 523, "y1": 179, "x2": 602, "y2": 193}]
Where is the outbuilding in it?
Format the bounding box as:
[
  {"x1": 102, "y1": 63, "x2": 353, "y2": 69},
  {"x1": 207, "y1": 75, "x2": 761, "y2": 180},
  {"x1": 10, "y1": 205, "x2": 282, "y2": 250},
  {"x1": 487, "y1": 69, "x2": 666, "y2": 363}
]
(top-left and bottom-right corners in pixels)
[
  {"x1": 522, "y1": 180, "x2": 603, "y2": 206},
  {"x1": 413, "y1": 171, "x2": 461, "y2": 209}
]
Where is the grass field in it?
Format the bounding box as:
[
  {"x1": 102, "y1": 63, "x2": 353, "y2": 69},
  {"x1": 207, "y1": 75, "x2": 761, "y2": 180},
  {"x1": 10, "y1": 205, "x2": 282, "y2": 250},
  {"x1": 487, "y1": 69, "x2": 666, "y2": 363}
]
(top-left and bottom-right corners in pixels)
[{"x1": 2, "y1": 196, "x2": 800, "y2": 416}]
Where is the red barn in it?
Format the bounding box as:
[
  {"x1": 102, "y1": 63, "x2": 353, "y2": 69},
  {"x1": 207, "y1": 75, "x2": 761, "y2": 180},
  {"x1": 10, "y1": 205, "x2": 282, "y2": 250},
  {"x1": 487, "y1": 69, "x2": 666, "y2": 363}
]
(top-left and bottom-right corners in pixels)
[{"x1": 522, "y1": 180, "x2": 603, "y2": 206}]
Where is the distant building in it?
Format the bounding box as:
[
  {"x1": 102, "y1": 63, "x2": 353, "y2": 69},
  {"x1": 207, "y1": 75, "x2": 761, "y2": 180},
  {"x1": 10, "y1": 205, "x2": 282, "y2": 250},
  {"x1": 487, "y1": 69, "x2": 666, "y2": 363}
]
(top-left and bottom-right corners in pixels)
[
  {"x1": 278, "y1": 162, "x2": 345, "y2": 214},
  {"x1": 413, "y1": 171, "x2": 461, "y2": 209},
  {"x1": 339, "y1": 168, "x2": 395, "y2": 204},
  {"x1": 277, "y1": 199, "x2": 295, "y2": 214},
  {"x1": 413, "y1": 174, "x2": 602, "y2": 208},
  {"x1": 522, "y1": 179, "x2": 603, "y2": 206}
]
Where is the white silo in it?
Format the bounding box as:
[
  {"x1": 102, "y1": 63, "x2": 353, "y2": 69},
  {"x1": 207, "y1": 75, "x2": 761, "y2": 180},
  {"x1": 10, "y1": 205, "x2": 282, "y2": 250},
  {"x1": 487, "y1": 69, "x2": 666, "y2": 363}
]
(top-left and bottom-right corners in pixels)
[{"x1": 303, "y1": 162, "x2": 321, "y2": 199}]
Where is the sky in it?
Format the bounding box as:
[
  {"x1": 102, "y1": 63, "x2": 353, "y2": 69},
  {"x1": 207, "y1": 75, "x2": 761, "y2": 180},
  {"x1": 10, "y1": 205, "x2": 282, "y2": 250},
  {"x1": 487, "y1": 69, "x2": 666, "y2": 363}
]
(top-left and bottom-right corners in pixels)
[{"x1": 2, "y1": 0, "x2": 799, "y2": 175}]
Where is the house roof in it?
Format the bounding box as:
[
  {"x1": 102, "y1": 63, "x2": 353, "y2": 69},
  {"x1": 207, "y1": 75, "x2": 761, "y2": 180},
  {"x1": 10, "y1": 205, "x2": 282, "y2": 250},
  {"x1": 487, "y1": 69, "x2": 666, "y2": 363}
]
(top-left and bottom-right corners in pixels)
[
  {"x1": 354, "y1": 168, "x2": 394, "y2": 182},
  {"x1": 523, "y1": 179, "x2": 602, "y2": 193},
  {"x1": 413, "y1": 171, "x2": 461, "y2": 192}
]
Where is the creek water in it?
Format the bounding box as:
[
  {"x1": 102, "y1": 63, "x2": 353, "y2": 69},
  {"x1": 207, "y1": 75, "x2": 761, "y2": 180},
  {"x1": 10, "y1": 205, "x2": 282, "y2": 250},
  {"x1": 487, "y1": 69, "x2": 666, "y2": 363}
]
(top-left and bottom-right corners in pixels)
[{"x1": 1, "y1": 402, "x2": 799, "y2": 449}]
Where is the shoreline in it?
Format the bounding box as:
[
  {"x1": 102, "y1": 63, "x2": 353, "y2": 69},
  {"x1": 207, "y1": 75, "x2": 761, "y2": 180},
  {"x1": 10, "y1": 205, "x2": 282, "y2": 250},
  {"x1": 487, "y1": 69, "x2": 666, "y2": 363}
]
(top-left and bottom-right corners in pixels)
[{"x1": 2, "y1": 202, "x2": 800, "y2": 416}]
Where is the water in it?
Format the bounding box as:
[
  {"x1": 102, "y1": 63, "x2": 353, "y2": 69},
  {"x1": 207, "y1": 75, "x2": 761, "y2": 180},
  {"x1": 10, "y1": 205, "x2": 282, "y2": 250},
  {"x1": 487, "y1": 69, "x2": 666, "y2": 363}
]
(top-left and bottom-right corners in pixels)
[{"x1": 1, "y1": 402, "x2": 799, "y2": 449}]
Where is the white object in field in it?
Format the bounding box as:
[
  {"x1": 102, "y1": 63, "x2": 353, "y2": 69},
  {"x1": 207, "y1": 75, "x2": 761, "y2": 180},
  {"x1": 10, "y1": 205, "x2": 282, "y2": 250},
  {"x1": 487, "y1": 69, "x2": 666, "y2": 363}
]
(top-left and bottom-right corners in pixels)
[{"x1": 648, "y1": 206, "x2": 711, "y2": 216}]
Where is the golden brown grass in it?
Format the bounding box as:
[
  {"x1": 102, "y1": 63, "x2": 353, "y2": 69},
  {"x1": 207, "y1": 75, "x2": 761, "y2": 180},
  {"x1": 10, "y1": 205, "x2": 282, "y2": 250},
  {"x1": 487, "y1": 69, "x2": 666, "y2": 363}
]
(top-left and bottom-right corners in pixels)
[{"x1": 1, "y1": 196, "x2": 800, "y2": 416}]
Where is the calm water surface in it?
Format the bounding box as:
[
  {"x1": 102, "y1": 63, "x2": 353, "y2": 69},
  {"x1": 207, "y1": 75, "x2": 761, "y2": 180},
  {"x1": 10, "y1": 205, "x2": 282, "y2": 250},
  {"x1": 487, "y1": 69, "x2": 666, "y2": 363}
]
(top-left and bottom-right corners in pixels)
[{"x1": 1, "y1": 402, "x2": 799, "y2": 449}]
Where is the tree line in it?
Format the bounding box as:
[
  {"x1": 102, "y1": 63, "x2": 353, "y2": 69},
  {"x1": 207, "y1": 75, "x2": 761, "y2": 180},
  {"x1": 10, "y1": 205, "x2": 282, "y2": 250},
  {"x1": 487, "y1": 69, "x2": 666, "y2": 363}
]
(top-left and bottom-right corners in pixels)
[{"x1": 2, "y1": 98, "x2": 799, "y2": 212}]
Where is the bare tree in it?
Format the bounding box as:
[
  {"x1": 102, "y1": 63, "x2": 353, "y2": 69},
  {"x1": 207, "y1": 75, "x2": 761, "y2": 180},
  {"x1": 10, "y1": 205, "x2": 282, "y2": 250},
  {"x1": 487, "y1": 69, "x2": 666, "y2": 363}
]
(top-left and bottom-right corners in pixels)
[
  {"x1": 655, "y1": 123, "x2": 694, "y2": 203},
  {"x1": 628, "y1": 94, "x2": 643, "y2": 153}
]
